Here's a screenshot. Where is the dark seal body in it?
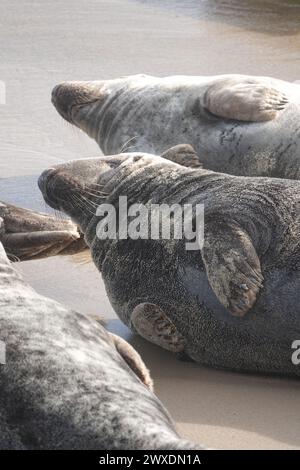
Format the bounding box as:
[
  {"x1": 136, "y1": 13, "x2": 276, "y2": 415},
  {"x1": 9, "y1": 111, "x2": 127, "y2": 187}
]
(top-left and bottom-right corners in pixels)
[{"x1": 39, "y1": 152, "x2": 300, "y2": 377}]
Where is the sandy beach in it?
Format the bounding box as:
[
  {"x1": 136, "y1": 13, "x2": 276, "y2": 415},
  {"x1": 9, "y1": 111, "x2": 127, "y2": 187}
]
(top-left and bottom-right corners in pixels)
[{"x1": 1, "y1": 0, "x2": 300, "y2": 449}]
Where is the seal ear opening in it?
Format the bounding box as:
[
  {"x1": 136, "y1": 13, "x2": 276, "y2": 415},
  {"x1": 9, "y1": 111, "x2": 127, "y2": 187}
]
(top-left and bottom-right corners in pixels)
[
  {"x1": 160, "y1": 144, "x2": 203, "y2": 168},
  {"x1": 109, "y1": 333, "x2": 154, "y2": 391}
]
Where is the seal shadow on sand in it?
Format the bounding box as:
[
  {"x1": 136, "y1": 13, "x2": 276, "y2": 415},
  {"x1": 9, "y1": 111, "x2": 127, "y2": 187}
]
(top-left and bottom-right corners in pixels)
[
  {"x1": 106, "y1": 319, "x2": 300, "y2": 448},
  {"x1": 134, "y1": 0, "x2": 300, "y2": 36}
]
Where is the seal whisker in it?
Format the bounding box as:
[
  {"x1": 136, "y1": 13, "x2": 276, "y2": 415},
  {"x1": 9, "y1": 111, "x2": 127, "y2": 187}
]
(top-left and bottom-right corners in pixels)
[
  {"x1": 69, "y1": 193, "x2": 86, "y2": 212},
  {"x1": 72, "y1": 194, "x2": 97, "y2": 216},
  {"x1": 66, "y1": 186, "x2": 107, "y2": 198},
  {"x1": 65, "y1": 193, "x2": 86, "y2": 214},
  {"x1": 78, "y1": 193, "x2": 100, "y2": 208},
  {"x1": 90, "y1": 183, "x2": 108, "y2": 193},
  {"x1": 71, "y1": 196, "x2": 92, "y2": 217},
  {"x1": 119, "y1": 136, "x2": 138, "y2": 153},
  {"x1": 80, "y1": 197, "x2": 99, "y2": 212}
]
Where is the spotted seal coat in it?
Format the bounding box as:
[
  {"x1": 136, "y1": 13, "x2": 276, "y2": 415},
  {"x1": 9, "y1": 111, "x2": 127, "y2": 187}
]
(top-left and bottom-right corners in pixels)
[
  {"x1": 39, "y1": 145, "x2": 300, "y2": 377},
  {"x1": 51, "y1": 74, "x2": 300, "y2": 179}
]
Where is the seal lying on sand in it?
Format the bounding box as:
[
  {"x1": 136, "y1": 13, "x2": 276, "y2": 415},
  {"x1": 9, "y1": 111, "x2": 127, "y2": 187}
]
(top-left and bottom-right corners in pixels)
[
  {"x1": 52, "y1": 74, "x2": 300, "y2": 179},
  {"x1": 39, "y1": 145, "x2": 300, "y2": 377},
  {"x1": 0, "y1": 234, "x2": 200, "y2": 449},
  {"x1": 0, "y1": 201, "x2": 87, "y2": 261}
]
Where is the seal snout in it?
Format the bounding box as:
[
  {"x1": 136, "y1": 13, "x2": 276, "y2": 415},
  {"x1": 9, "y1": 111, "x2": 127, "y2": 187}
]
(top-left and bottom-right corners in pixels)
[
  {"x1": 52, "y1": 81, "x2": 105, "y2": 124},
  {"x1": 38, "y1": 168, "x2": 61, "y2": 210},
  {"x1": 51, "y1": 82, "x2": 78, "y2": 123}
]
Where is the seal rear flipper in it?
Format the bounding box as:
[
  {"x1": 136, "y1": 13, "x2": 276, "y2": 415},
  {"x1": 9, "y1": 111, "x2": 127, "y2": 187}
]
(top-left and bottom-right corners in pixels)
[
  {"x1": 1, "y1": 230, "x2": 81, "y2": 261},
  {"x1": 202, "y1": 218, "x2": 263, "y2": 317},
  {"x1": 0, "y1": 201, "x2": 88, "y2": 261},
  {"x1": 131, "y1": 303, "x2": 186, "y2": 353},
  {"x1": 202, "y1": 77, "x2": 288, "y2": 122},
  {"x1": 109, "y1": 333, "x2": 154, "y2": 391},
  {"x1": 161, "y1": 144, "x2": 203, "y2": 168}
]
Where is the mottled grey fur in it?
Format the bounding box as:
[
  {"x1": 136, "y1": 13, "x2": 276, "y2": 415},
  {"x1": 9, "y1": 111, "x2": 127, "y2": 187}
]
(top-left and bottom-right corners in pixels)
[
  {"x1": 39, "y1": 150, "x2": 300, "y2": 377},
  {"x1": 0, "y1": 239, "x2": 199, "y2": 449},
  {"x1": 52, "y1": 74, "x2": 300, "y2": 179}
]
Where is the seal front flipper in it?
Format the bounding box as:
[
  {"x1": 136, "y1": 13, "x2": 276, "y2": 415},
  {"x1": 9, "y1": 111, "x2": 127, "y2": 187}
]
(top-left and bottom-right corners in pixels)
[
  {"x1": 109, "y1": 333, "x2": 153, "y2": 391},
  {"x1": 131, "y1": 303, "x2": 186, "y2": 352},
  {"x1": 161, "y1": 144, "x2": 203, "y2": 168},
  {"x1": 202, "y1": 218, "x2": 263, "y2": 317},
  {"x1": 202, "y1": 77, "x2": 288, "y2": 122}
]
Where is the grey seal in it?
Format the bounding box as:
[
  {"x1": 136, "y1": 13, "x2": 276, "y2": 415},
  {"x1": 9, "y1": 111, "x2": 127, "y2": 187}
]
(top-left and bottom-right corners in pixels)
[
  {"x1": 39, "y1": 145, "x2": 300, "y2": 377},
  {"x1": 51, "y1": 74, "x2": 300, "y2": 179},
  {"x1": 0, "y1": 232, "x2": 201, "y2": 449}
]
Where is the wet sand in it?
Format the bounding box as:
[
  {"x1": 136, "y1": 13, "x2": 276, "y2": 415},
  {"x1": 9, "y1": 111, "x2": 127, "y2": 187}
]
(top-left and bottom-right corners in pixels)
[{"x1": 1, "y1": 0, "x2": 300, "y2": 449}]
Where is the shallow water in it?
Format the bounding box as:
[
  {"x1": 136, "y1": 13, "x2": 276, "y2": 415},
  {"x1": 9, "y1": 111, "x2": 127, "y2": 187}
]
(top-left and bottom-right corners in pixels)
[{"x1": 137, "y1": 0, "x2": 300, "y2": 35}]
